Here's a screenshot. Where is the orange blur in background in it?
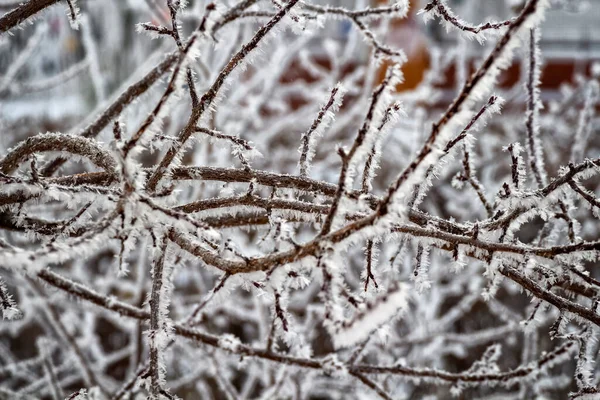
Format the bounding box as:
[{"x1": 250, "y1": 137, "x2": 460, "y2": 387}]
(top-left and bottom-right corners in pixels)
[{"x1": 375, "y1": 0, "x2": 431, "y2": 91}]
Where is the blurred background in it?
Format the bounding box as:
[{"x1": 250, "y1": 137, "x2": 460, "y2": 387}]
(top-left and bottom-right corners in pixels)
[{"x1": 2, "y1": 0, "x2": 600, "y2": 127}]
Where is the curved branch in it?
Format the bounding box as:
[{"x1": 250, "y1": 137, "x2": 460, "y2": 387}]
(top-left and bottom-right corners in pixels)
[{"x1": 0, "y1": 133, "x2": 118, "y2": 177}]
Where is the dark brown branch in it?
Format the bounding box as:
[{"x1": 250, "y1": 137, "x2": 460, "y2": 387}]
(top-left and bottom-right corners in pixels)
[{"x1": 0, "y1": 0, "x2": 61, "y2": 33}]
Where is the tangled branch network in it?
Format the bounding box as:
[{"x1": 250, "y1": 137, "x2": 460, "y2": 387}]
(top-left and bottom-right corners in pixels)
[{"x1": 1, "y1": 0, "x2": 600, "y2": 398}]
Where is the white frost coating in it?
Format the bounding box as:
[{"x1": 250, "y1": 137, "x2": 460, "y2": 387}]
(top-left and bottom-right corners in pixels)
[
  {"x1": 389, "y1": 108, "x2": 471, "y2": 210},
  {"x1": 2, "y1": 306, "x2": 23, "y2": 321},
  {"x1": 481, "y1": 265, "x2": 503, "y2": 302},
  {"x1": 330, "y1": 283, "x2": 410, "y2": 349},
  {"x1": 592, "y1": 62, "x2": 600, "y2": 78},
  {"x1": 66, "y1": 0, "x2": 81, "y2": 30},
  {"x1": 218, "y1": 333, "x2": 242, "y2": 352},
  {"x1": 145, "y1": 240, "x2": 176, "y2": 394},
  {"x1": 346, "y1": 65, "x2": 403, "y2": 191},
  {"x1": 321, "y1": 354, "x2": 348, "y2": 378},
  {"x1": 362, "y1": 100, "x2": 406, "y2": 193},
  {"x1": 524, "y1": 27, "x2": 547, "y2": 187},
  {"x1": 0, "y1": 219, "x2": 119, "y2": 275},
  {"x1": 135, "y1": 23, "x2": 163, "y2": 40},
  {"x1": 452, "y1": 245, "x2": 467, "y2": 273},
  {"x1": 127, "y1": 42, "x2": 202, "y2": 165},
  {"x1": 320, "y1": 253, "x2": 347, "y2": 326},
  {"x1": 67, "y1": 389, "x2": 87, "y2": 399},
  {"x1": 385, "y1": 0, "x2": 549, "y2": 218},
  {"x1": 231, "y1": 144, "x2": 263, "y2": 165},
  {"x1": 411, "y1": 244, "x2": 432, "y2": 293},
  {"x1": 0, "y1": 23, "x2": 46, "y2": 95},
  {"x1": 298, "y1": 83, "x2": 346, "y2": 176},
  {"x1": 361, "y1": 241, "x2": 380, "y2": 296},
  {"x1": 573, "y1": 394, "x2": 600, "y2": 400},
  {"x1": 418, "y1": 0, "x2": 507, "y2": 44},
  {"x1": 571, "y1": 80, "x2": 599, "y2": 162},
  {"x1": 157, "y1": 13, "x2": 300, "y2": 189},
  {"x1": 1, "y1": 0, "x2": 597, "y2": 396},
  {"x1": 503, "y1": 142, "x2": 527, "y2": 196},
  {"x1": 470, "y1": 1, "x2": 549, "y2": 107}
]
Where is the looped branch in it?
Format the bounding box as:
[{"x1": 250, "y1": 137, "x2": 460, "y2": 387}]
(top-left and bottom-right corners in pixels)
[{"x1": 0, "y1": 133, "x2": 118, "y2": 178}]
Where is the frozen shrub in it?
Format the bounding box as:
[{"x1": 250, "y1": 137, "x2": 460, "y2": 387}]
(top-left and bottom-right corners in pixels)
[{"x1": 1, "y1": 0, "x2": 600, "y2": 399}]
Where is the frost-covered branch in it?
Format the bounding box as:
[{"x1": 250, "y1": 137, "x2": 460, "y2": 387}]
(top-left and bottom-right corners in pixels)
[{"x1": 0, "y1": 0, "x2": 61, "y2": 33}]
